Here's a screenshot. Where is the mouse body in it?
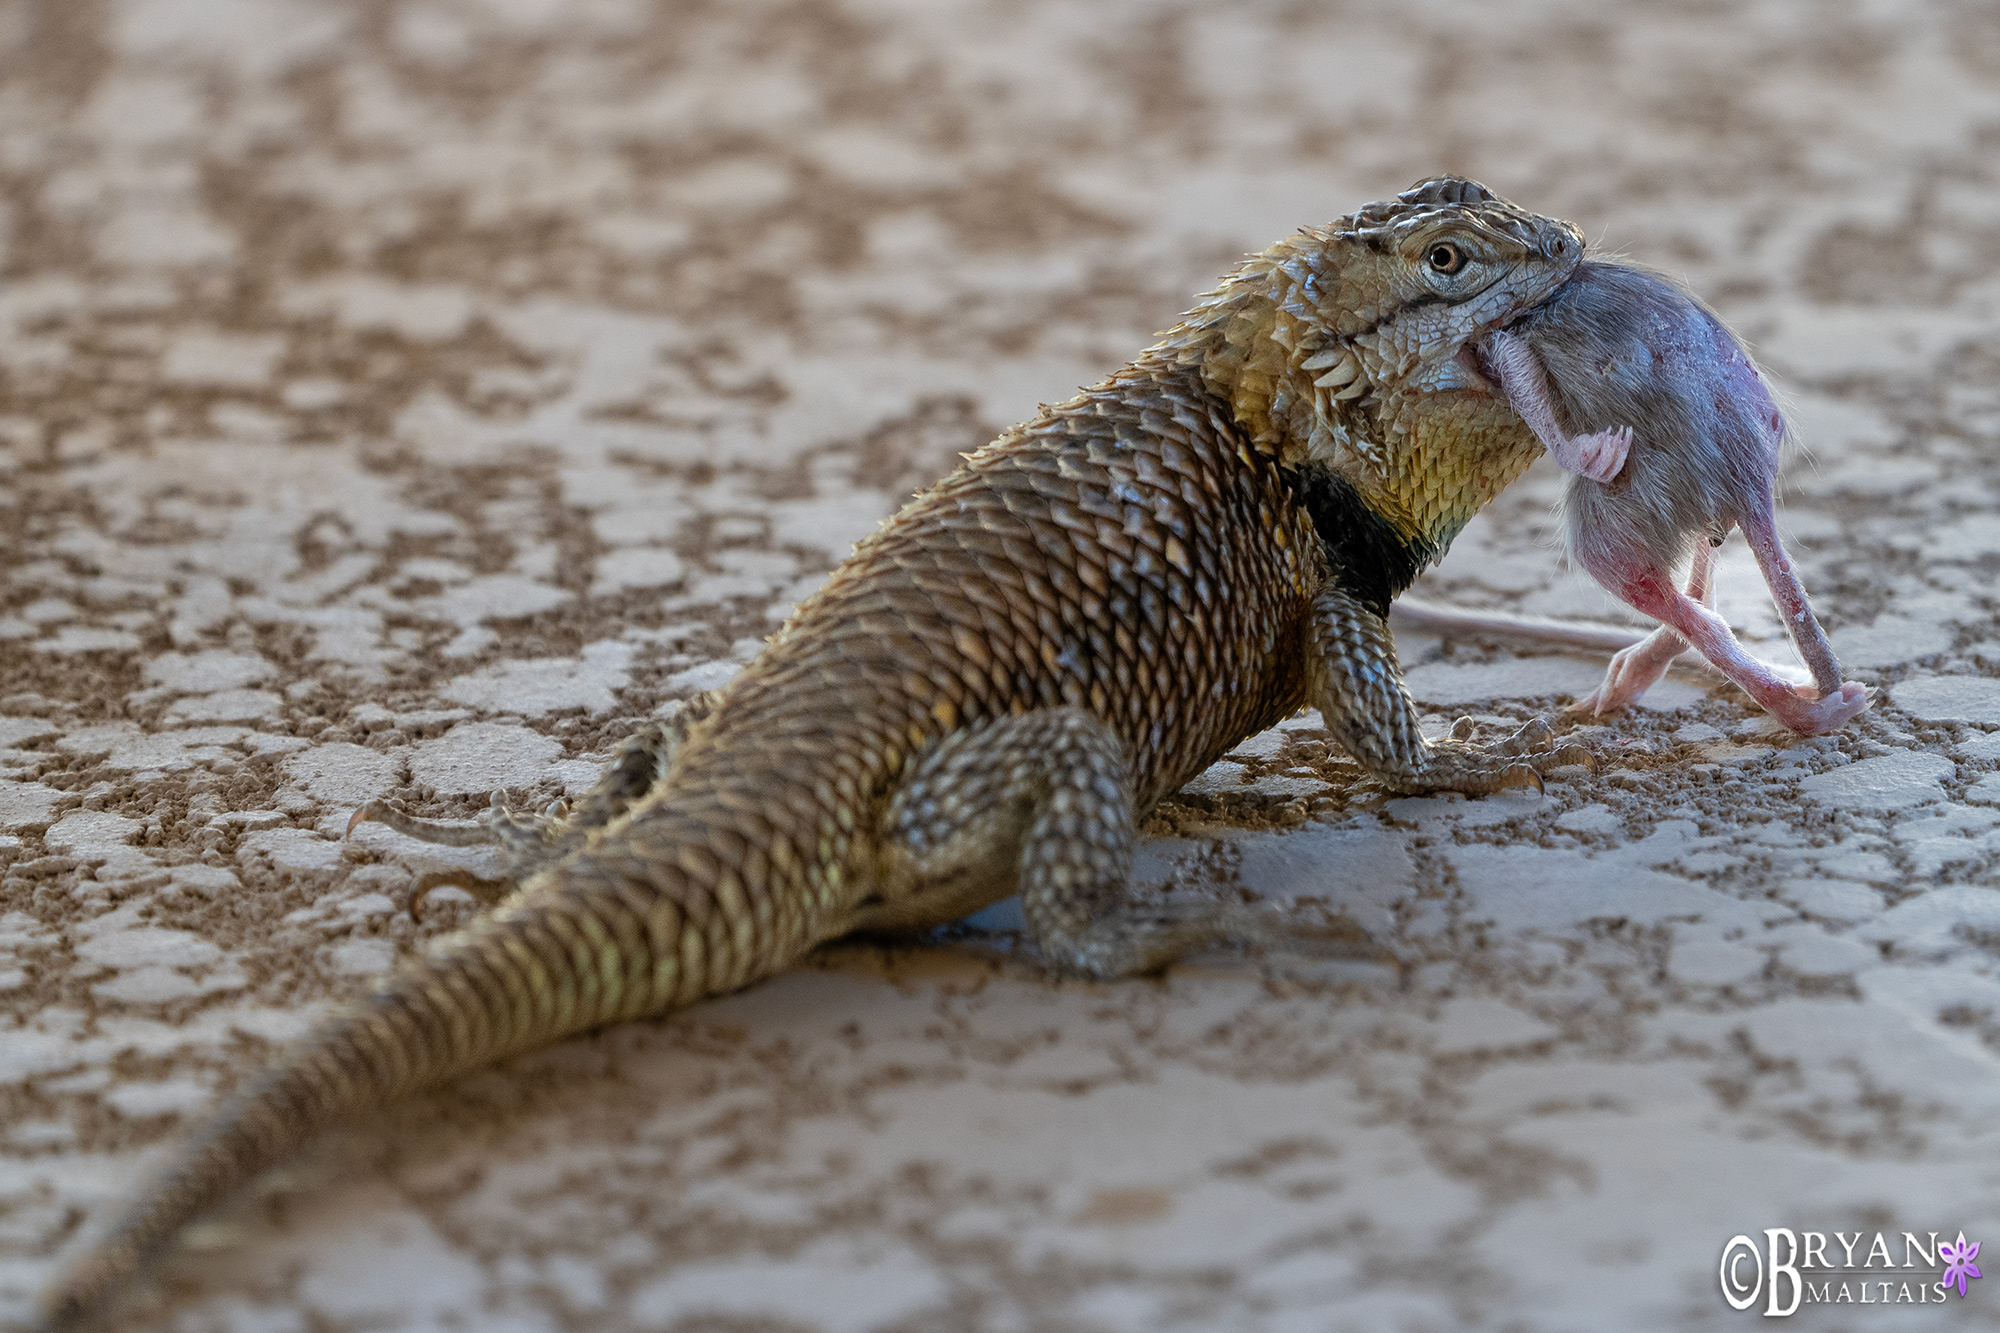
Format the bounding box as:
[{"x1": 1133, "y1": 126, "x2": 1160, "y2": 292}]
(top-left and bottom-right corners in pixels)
[{"x1": 1476, "y1": 259, "x2": 1867, "y2": 734}]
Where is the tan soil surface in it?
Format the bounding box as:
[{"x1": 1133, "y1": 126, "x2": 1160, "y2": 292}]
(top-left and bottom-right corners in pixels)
[{"x1": 4, "y1": 2, "x2": 1999, "y2": 1329}]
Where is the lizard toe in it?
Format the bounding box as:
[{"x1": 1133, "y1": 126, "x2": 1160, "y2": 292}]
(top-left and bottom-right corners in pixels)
[
  {"x1": 399, "y1": 868, "x2": 513, "y2": 921},
  {"x1": 1410, "y1": 744, "x2": 1548, "y2": 795},
  {"x1": 1497, "y1": 715, "x2": 1555, "y2": 755},
  {"x1": 345, "y1": 797, "x2": 394, "y2": 838},
  {"x1": 1541, "y1": 741, "x2": 1596, "y2": 774}
]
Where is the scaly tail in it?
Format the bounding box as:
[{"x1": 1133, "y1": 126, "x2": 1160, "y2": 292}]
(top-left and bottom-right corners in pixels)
[{"x1": 37, "y1": 839, "x2": 776, "y2": 1331}]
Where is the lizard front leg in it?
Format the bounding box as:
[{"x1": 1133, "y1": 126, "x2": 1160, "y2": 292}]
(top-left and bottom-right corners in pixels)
[
  {"x1": 1308, "y1": 580, "x2": 1589, "y2": 794},
  {"x1": 861, "y1": 709, "x2": 1371, "y2": 979}
]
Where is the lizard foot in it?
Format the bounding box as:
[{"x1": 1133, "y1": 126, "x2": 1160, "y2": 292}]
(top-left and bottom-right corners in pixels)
[
  {"x1": 1230, "y1": 901, "x2": 1390, "y2": 963},
  {"x1": 1039, "y1": 899, "x2": 1392, "y2": 978},
  {"x1": 1402, "y1": 714, "x2": 1593, "y2": 795},
  {"x1": 349, "y1": 704, "x2": 710, "y2": 886},
  {"x1": 347, "y1": 791, "x2": 574, "y2": 902},
  {"x1": 345, "y1": 797, "x2": 494, "y2": 846},
  {"x1": 347, "y1": 791, "x2": 571, "y2": 854}
]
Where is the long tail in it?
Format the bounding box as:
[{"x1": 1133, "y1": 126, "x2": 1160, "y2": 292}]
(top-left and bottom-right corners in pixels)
[
  {"x1": 36, "y1": 847, "x2": 760, "y2": 1331},
  {"x1": 1390, "y1": 596, "x2": 1651, "y2": 653}
]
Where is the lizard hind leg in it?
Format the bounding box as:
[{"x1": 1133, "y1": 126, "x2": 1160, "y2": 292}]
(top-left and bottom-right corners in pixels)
[
  {"x1": 866, "y1": 709, "x2": 1368, "y2": 981},
  {"x1": 342, "y1": 793, "x2": 549, "y2": 915}
]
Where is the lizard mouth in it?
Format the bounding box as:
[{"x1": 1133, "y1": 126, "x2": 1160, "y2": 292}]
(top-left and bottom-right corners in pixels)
[
  {"x1": 1464, "y1": 302, "x2": 1543, "y2": 398},
  {"x1": 1460, "y1": 341, "x2": 1500, "y2": 395}
]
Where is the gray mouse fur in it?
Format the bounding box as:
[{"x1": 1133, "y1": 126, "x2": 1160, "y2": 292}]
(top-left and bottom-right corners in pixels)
[
  {"x1": 1516, "y1": 260, "x2": 1778, "y2": 573},
  {"x1": 1451, "y1": 258, "x2": 1868, "y2": 734}
]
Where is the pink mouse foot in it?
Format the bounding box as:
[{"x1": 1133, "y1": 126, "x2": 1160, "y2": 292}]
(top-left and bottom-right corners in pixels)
[
  {"x1": 1765, "y1": 681, "x2": 1871, "y2": 735},
  {"x1": 1572, "y1": 637, "x2": 1677, "y2": 715},
  {"x1": 1573, "y1": 426, "x2": 1633, "y2": 484}
]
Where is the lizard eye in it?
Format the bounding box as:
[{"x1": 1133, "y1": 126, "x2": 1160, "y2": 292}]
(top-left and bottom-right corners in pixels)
[{"x1": 1426, "y1": 243, "x2": 1467, "y2": 275}]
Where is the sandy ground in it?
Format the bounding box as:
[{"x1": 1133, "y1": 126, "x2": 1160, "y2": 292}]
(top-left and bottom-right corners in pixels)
[{"x1": 3, "y1": 1, "x2": 2000, "y2": 1329}]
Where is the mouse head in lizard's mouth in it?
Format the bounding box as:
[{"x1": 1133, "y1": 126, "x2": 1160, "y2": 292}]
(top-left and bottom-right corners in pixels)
[
  {"x1": 1461, "y1": 338, "x2": 1502, "y2": 395},
  {"x1": 1272, "y1": 180, "x2": 1586, "y2": 548},
  {"x1": 1413, "y1": 287, "x2": 1567, "y2": 402}
]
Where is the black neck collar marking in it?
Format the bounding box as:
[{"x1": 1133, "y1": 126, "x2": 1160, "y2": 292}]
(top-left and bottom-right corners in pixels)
[{"x1": 1290, "y1": 463, "x2": 1437, "y2": 620}]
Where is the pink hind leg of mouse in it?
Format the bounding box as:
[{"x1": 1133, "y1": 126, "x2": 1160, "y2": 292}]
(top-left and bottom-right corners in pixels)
[
  {"x1": 1582, "y1": 549, "x2": 1868, "y2": 734},
  {"x1": 1738, "y1": 497, "x2": 1846, "y2": 697},
  {"x1": 1574, "y1": 542, "x2": 1711, "y2": 715}
]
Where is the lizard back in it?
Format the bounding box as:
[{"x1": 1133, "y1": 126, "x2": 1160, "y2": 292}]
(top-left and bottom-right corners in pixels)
[{"x1": 616, "y1": 360, "x2": 1325, "y2": 932}]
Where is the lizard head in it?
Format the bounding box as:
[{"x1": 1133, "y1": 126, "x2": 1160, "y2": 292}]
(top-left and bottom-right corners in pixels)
[
  {"x1": 1159, "y1": 175, "x2": 1584, "y2": 560},
  {"x1": 1339, "y1": 175, "x2": 1585, "y2": 387}
]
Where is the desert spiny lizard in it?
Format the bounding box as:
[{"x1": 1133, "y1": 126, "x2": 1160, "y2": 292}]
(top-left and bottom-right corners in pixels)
[{"x1": 37, "y1": 175, "x2": 1591, "y2": 1331}]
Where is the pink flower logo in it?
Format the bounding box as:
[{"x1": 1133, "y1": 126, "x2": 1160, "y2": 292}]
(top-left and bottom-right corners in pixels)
[{"x1": 1940, "y1": 1233, "x2": 1982, "y2": 1298}]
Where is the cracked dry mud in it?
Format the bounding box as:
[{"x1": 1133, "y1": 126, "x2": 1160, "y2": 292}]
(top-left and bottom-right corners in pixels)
[{"x1": 4, "y1": 2, "x2": 2000, "y2": 1330}]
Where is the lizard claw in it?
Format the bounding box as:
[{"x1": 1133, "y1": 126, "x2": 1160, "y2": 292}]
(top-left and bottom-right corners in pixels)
[
  {"x1": 1499, "y1": 715, "x2": 1554, "y2": 755},
  {"x1": 1517, "y1": 715, "x2": 1598, "y2": 774},
  {"x1": 344, "y1": 797, "x2": 493, "y2": 846},
  {"x1": 345, "y1": 799, "x2": 386, "y2": 839},
  {"x1": 400, "y1": 868, "x2": 513, "y2": 921}
]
